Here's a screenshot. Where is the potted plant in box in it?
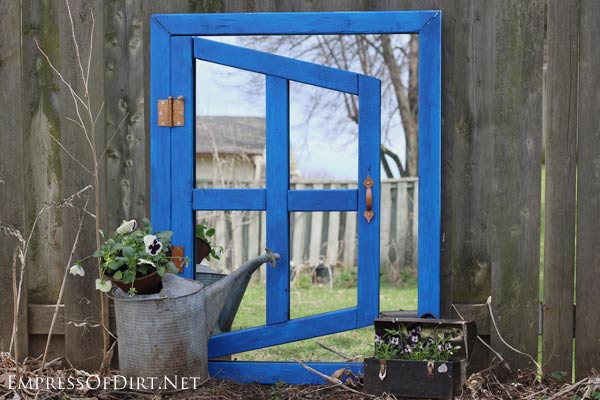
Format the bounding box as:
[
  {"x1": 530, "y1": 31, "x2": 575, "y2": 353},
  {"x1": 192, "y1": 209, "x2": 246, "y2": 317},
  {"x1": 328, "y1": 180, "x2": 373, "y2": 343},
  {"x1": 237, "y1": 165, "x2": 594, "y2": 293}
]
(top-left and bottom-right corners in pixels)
[
  {"x1": 364, "y1": 318, "x2": 476, "y2": 399},
  {"x1": 195, "y1": 223, "x2": 224, "y2": 264},
  {"x1": 70, "y1": 218, "x2": 183, "y2": 296}
]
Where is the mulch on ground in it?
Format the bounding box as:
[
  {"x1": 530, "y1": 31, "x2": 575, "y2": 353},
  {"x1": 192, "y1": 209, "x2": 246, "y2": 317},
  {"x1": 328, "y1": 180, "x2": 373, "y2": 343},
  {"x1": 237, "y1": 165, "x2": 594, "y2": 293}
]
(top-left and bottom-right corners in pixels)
[{"x1": 1, "y1": 353, "x2": 598, "y2": 399}]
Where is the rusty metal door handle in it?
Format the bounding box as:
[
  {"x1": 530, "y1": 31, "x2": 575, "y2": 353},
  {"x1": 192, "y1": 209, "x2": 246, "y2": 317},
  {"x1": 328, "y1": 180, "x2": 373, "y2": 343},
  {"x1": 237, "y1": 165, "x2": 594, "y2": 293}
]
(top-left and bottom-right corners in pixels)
[{"x1": 363, "y1": 175, "x2": 374, "y2": 223}]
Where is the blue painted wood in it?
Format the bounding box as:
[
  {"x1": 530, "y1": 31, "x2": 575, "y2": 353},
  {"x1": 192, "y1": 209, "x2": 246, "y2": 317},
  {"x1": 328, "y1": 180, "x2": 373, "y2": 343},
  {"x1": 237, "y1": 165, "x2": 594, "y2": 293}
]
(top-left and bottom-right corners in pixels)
[
  {"x1": 156, "y1": 11, "x2": 438, "y2": 36},
  {"x1": 287, "y1": 189, "x2": 357, "y2": 211},
  {"x1": 150, "y1": 18, "x2": 172, "y2": 233},
  {"x1": 417, "y1": 12, "x2": 442, "y2": 318},
  {"x1": 265, "y1": 76, "x2": 290, "y2": 325},
  {"x1": 170, "y1": 36, "x2": 195, "y2": 279},
  {"x1": 356, "y1": 75, "x2": 381, "y2": 326},
  {"x1": 208, "y1": 361, "x2": 364, "y2": 384},
  {"x1": 194, "y1": 38, "x2": 358, "y2": 95},
  {"x1": 193, "y1": 188, "x2": 266, "y2": 211},
  {"x1": 208, "y1": 308, "x2": 358, "y2": 357}
]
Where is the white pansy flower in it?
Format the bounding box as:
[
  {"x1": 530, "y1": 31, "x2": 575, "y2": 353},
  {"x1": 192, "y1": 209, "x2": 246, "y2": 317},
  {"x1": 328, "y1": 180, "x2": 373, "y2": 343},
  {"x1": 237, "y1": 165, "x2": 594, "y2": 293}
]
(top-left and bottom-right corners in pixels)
[
  {"x1": 95, "y1": 279, "x2": 112, "y2": 293},
  {"x1": 138, "y1": 258, "x2": 156, "y2": 268},
  {"x1": 69, "y1": 264, "x2": 85, "y2": 277},
  {"x1": 143, "y1": 234, "x2": 162, "y2": 256},
  {"x1": 116, "y1": 219, "x2": 137, "y2": 234}
]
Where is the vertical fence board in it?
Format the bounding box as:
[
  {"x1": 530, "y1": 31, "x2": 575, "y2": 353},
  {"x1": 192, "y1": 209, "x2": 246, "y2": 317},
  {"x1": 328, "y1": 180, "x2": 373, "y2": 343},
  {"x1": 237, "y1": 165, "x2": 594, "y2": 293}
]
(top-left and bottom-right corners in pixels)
[
  {"x1": 60, "y1": 0, "x2": 107, "y2": 371},
  {"x1": 308, "y1": 184, "x2": 324, "y2": 266},
  {"x1": 20, "y1": 0, "x2": 65, "y2": 308},
  {"x1": 434, "y1": 0, "x2": 496, "y2": 312},
  {"x1": 326, "y1": 209, "x2": 341, "y2": 266},
  {"x1": 342, "y1": 184, "x2": 358, "y2": 268},
  {"x1": 104, "y1": 0, "x2": 148, "y2": 229},
  {"x1": 490, "y1": 0, "x2": 544, "y2": 370},
  {"x1": 394, "y1": 182, "x2": 407, "y2": 267},
  {"x1": 0, "y1": 0, "x2": 28, "y2": 357},
  {"x1": 576, "y1": 0, "x2": 600, "y2": 379},
  {"x1": 291, "y1": 183, "x2": 307, "y2": 266},
  {"x1": 231, "y1": 211, "x2": 245, "y2": 269},
  {"x1": 410, "y1": 181, "x2": 418, "y2": 267},
  {"x1": 542, "y1": 0, "x2": 578, "y2": 377},
  {"x1": 380, "y1": 180, "x2": 393, "y2": 270}
]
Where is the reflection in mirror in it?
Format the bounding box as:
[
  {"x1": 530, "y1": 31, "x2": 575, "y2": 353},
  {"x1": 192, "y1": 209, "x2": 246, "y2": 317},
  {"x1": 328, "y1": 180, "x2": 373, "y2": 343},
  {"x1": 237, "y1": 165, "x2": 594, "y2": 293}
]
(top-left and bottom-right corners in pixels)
[
  {"x1": 195, "y1": 210, "x2": 267, "y2": 332},
  {"x1": 195, "y1": 58, "x2": 266, "y2": 189}
]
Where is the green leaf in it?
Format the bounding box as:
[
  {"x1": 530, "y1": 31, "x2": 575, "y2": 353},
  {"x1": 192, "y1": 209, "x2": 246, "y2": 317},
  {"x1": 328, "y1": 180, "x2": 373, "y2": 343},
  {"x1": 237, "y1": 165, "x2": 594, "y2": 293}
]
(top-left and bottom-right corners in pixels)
[
  {"x1": 99, "y1": 230, "x2": 105, "y2": 240},
  {"x1": 112, "y1": 270, "x2": 123, "y2": 280},
  {"x1": 92, "y1": 250, "x2": 103, "y2": 258},
  {"x1": 158, "y1": 230, "x2": 173, "y2": 240},
  {"x1": 122, "y1": 246, "x2": 135, "y2": 258},
  {"x1": 157, "y1": 266, "x2": 166, "y2": 277},
  {"x1": 107, "y1": 261, "x2": 121, "y2": 271},
  {"x1": 123, "y1": 270, "x2": 135, "y2": 284},
  {"x1": 206, "y1": 228, "x2": 215, "y2": 237},
  {"x1": 167, "y1": 261, "x2": 179, "y2": 274}
]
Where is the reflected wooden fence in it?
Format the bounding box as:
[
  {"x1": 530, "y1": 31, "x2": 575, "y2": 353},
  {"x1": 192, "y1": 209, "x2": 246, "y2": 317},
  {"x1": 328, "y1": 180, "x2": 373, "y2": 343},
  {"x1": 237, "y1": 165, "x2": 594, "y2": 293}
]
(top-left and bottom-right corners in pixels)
[{"x1": 196, "y1": 179, "x2": 418, "y2": 276}]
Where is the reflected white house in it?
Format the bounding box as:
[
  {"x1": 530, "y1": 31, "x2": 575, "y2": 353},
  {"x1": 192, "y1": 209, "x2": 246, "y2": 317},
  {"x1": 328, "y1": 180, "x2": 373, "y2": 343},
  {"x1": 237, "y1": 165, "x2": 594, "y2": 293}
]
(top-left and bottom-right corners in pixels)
[{"x1": 196, "y1": 116, "x2": 301, "y2": 185}]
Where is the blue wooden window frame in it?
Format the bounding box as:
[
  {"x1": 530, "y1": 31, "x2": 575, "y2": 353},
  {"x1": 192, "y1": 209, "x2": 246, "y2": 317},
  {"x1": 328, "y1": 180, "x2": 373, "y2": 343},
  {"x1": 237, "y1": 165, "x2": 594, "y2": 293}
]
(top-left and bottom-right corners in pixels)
[
  {"x1": 193, "y1": 37, "x2": 381, "y2": 330},
  {"x1": 150, "y1": 11, "x2": 441, "y2": 384}
]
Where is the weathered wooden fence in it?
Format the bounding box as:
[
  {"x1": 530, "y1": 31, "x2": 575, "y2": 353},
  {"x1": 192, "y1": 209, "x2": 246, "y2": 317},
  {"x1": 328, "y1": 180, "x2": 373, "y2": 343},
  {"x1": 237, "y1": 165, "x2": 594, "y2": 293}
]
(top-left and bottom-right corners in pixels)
[
  {"x1": 542, "y1": 0, "x2": 600, "y2": 380},
  {"x1": 198, "y1": 179, "x2": 418, "y2": 276},
  {"x1": 1, "y1": 0, "x2": 599, "y2": 380}
]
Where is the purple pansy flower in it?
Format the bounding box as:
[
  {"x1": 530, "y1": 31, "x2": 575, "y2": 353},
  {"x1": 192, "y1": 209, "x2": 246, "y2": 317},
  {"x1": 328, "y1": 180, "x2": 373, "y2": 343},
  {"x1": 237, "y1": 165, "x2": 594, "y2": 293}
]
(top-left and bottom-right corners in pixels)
[{"x1": 408, "y1": 332, "x2": 420, "y2": 345}]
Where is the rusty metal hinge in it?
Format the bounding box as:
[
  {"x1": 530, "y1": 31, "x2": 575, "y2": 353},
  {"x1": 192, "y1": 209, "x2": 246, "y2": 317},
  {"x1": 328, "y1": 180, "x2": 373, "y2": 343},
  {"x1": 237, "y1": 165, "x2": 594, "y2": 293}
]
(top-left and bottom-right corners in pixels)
[{"x1": 158, "y1": 96, "x2": 184, "y2": 127}]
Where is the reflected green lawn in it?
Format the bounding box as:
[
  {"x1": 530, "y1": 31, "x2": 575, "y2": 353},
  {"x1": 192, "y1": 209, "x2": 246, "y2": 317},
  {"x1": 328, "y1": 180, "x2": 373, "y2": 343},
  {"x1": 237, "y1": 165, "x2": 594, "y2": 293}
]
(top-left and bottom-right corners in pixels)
[{"x1": 229, "y1": 281, "x2": 417, "y2": 361}]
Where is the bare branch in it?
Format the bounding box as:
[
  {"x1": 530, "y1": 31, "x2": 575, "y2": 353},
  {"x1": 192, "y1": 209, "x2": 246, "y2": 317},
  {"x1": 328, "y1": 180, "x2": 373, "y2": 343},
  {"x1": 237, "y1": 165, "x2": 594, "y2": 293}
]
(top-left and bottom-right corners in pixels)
[
  {"x1": 34, "y1": 38, "x2": 88, "y2": 110},
  {"x1": 98, "y1": 112, "x2": 130, "y2": 164},
  {"x1": 65, "y1": 0, "x2": 88, "y2": 96},
  {"x1": 48, "y1": 133, "x2": 94, "y2": 176},
  {"x1": 85, "y1": 9, "x2": 95, "y2": 90},
  {"x1": 39, "y1": 193, "x2": 90, "y2": 372}
]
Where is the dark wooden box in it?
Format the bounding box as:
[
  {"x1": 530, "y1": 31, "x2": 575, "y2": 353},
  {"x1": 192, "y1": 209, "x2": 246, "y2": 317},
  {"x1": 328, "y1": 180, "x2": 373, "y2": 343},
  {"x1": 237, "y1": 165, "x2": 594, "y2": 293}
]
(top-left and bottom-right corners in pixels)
[
  {"x1": 364, "y1": 358, "x2": 466, "y2": 399},
  {"x1": 363, "y1": 317, "x2": 476, "y2": 399}
]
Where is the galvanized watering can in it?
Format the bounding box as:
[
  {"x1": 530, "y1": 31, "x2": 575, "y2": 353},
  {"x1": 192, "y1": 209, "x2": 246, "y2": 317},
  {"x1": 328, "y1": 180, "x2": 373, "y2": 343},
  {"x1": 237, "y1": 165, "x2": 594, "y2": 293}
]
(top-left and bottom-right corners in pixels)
[{"x1": 112, "y1": 252, "x2": 279, "y2": 386}]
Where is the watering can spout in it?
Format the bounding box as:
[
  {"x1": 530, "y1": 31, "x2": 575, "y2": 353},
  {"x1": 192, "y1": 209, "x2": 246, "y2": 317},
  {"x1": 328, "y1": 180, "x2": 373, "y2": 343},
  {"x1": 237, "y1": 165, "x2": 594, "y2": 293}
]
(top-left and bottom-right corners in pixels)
[{"x1": 203, "y1": 252, "x2": 280, "y2": 337}]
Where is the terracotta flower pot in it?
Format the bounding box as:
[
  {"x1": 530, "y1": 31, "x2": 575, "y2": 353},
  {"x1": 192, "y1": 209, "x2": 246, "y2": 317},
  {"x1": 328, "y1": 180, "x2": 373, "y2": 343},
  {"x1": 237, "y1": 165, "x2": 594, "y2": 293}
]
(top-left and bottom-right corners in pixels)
[
  {"x1": 108, "y1": 271, "x2": 162, "y2": 295},
  {"x1": 195, "y1": 238, "x2": 212, "y2": 264}
]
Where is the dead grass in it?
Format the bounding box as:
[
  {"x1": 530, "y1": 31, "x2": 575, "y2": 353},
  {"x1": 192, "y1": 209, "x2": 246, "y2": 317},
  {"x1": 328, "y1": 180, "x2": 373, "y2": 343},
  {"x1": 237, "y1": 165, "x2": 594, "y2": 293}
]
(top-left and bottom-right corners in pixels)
[{"x1": 2, "y1": 352, "x2": 600, "y2": 400}]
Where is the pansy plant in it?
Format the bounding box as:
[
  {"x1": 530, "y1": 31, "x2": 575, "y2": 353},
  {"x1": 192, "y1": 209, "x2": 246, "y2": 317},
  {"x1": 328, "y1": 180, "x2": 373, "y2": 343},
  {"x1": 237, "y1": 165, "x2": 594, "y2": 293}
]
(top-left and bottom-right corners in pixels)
[
  {"x1": 374, "y1": 325, "x2": 462, "y2": 363},
  {"x1": 71, "y1": 218, "x2": 184, "y2": 296}
]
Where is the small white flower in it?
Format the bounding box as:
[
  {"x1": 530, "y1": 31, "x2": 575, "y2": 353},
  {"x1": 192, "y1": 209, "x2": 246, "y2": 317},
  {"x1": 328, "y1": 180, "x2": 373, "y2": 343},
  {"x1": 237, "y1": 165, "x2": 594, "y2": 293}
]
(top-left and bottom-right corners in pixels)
[
  {"x1": 138, "y1": 258, "x2": 156, "y2": 268},
  {"x1": 69, "y1": 264, "x2": 85, "y2": 277},
  {"x1": 143, "y1": 234, "x2": 162, "y2": 255},
  {"x1": 116, "y1": 219, "x2": 137, "y2": 234},
  {"x1": 374, "y1": 334, "x2": 383, "y2": 345},
  {"x1": 390, "y1": 337, "x2": 399, "y2": 345},
  {"x1": 95, "y1": 279, "x2": 112, "y2": 293}
]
